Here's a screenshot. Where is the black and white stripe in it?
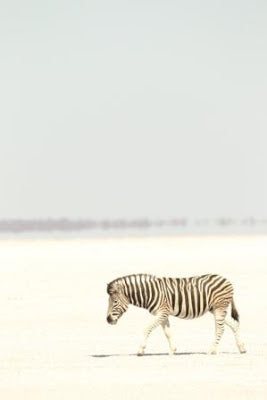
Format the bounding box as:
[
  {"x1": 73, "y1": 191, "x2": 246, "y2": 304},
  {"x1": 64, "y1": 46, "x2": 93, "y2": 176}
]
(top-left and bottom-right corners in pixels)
[{"x1": 106, "y1": 273, "x2": 246, "y2": 355}]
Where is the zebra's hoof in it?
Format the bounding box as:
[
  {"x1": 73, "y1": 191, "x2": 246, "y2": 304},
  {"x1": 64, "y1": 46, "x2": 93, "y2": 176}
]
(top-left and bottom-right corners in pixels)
[
  {"x1": 239, "y1": 344, "x2": 247, "y2": 354},
  {"x1": 208, "y1": 347, "x2": 217, "y2": 355},
  {"x1": 137, "y1": 347, "x2": 145, "y2": 356},
  {"x1": 169, "y1": 348, "x2": 177, "y2": 355}
]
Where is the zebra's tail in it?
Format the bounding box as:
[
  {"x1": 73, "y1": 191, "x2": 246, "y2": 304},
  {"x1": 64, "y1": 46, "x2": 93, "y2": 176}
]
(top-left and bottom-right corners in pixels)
[{"x1": 231, "y1": 298, "x2": 239, "y2": 322}]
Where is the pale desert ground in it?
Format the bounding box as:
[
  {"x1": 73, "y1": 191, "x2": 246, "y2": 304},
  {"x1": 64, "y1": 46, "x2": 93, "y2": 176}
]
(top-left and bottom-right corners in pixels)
[{"x1": 0, "y1": 235, "x2": 266, "y2": 399}]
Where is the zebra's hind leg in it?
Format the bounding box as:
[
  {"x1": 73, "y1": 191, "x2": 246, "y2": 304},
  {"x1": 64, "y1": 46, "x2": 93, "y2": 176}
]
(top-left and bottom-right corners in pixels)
[
  {"x1": 208, "y1": 307, "x2": 227, "y2": 355},
  {"x1": 161, "y1": 318, "x2": 177, "y2": 355},
  {"x1": 137, "y1": 312, "x2": 168, "y2": 356},
  {"x1": 224, "y1": 317, "x2": 246, "y2": 353}
]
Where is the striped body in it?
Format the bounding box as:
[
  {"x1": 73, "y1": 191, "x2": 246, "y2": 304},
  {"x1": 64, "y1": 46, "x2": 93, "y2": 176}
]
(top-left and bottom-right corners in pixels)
[{"x1": 107, "y1": 273, "x2": 234, "y2": 319}]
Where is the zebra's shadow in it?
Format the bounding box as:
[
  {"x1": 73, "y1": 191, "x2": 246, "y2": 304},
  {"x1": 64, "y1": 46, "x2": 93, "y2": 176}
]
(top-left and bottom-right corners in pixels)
[{"x1": 90, "y1": 352, "x2": 208, "y2": 358}]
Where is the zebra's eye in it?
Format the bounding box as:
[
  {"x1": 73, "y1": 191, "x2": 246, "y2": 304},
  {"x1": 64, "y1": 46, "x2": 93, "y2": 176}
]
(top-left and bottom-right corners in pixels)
[{"x1": 113, "y1": 300, "x2": 118, "y2": 305}]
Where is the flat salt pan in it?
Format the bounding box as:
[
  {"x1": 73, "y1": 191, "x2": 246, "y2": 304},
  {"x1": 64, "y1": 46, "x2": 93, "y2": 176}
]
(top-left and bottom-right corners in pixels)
[{"x1": 0, "y1": 235, "x2": 266, "y2": 399}]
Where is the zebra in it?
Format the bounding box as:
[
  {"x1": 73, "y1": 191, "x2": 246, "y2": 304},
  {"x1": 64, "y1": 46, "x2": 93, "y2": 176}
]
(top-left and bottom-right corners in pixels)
[{"x1": 106, "y1": 273, "x2": 246, "y2": 355}]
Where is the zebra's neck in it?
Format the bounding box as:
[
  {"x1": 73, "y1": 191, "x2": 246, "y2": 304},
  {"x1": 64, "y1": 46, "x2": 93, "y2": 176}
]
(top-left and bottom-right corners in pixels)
[{"x1": 120, "y1": 274, "x2": 157, "y2": 309}]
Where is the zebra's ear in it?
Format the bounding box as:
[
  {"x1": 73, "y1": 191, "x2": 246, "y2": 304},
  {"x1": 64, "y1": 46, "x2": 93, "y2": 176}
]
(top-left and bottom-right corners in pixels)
[
  {"x1": 107, "y1": 283, "x2": 113, "y2": 294},
  {"x1": 112, "y1": 282, "x2": 121, "y2": 294},
  {"x1": 107, "y1": 281, "x2": 121, "y2": 295},
  {"x1": 107, "y1": 282, "x2": 118, "y2": 295}
]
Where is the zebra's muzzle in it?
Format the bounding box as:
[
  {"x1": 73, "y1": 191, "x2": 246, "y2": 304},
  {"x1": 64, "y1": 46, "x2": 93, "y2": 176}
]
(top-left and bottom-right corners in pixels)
[{"x1": 107, "y1": 315, "x2": 118, "y2": 325}]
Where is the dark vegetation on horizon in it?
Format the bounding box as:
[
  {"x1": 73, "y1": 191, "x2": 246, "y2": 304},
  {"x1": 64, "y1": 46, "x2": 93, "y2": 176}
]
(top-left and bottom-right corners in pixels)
[{"x1": 0, "y1": 218, "x2": 266, "y2": 232}]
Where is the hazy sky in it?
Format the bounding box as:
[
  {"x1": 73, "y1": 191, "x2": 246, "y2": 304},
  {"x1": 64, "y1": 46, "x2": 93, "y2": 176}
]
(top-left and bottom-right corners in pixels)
[{"x1": 1, "y1": 1, "x2": 266, "y2": 219}]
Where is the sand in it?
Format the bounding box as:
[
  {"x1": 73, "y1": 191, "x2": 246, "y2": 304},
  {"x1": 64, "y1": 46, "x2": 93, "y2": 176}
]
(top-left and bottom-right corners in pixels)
[{"x1": 0, "y1": 235, "x2": 266, "y2": 399}]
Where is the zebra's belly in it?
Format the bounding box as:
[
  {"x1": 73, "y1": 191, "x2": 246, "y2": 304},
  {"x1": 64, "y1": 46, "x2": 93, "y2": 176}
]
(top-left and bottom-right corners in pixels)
[{"x1": 170, "y1": 307, "x2": 209, "y2": 319}]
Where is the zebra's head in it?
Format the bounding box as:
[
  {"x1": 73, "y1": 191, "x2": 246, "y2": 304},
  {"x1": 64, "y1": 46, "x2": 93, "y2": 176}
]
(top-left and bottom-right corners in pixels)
[{"x1": 106, "y1": 280, "x2": 129, "y2": 325}]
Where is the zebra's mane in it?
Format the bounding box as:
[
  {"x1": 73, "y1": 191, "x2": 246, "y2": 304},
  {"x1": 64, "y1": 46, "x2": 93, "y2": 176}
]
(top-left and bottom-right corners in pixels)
[{"x1": 107, "y1": 274, "x2": 156, "y2": 294}]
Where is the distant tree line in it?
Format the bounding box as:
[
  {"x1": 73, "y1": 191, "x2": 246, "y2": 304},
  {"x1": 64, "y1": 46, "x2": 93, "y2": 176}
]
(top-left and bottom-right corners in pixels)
[
  {"x1": 0, "y1": 218, "x2": 187, "y2": 232},
  {"x1": 0, "y1": 218, "x2": 266, "y2": 232}
]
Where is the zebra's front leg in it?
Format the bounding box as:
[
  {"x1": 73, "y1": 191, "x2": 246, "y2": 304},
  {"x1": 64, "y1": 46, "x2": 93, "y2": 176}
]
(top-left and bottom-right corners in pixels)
[
  {"x1": 137, "y1": 312, "x2": 168, "y2": 356},
  {"x1": 161, "y1": 318, "x2": 177, "y2": 355}
]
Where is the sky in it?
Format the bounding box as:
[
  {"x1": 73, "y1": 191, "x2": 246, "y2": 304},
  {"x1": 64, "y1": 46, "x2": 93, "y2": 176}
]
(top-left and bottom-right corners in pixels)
[{"x1": 1, "y1": 1, "x2": 266, "y2": 219}]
